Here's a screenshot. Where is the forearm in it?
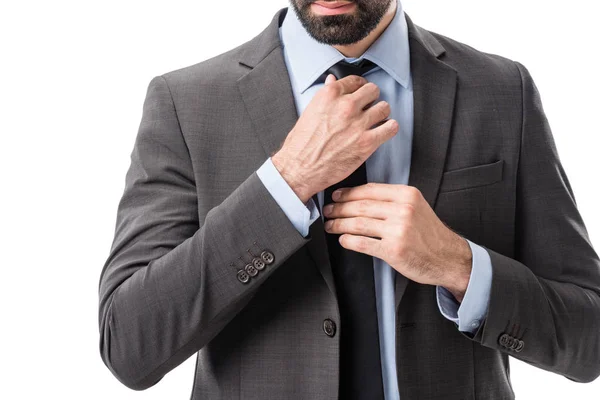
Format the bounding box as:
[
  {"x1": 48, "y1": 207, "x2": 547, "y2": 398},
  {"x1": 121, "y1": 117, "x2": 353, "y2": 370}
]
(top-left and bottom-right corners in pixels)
[{"x1": 99, "y1": 172, "x2": 310, "y2": 390}]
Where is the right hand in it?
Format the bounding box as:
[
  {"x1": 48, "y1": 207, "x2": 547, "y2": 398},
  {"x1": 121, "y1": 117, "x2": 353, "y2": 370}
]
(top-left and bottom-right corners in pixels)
[{"x1": 271, "y1": 73, "x2": 399, "y2": 203}]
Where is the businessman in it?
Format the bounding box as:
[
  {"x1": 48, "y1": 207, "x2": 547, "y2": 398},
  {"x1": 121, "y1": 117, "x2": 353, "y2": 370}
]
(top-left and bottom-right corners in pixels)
[{"x1": 98, "y1": 0, "x2": 600, "y2": 399}]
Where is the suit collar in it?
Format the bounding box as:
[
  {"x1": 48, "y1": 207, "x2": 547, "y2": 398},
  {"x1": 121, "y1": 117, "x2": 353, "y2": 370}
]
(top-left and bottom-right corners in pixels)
[{"x1": 237, "y1": 7, "x2": 457, "y2": 311}]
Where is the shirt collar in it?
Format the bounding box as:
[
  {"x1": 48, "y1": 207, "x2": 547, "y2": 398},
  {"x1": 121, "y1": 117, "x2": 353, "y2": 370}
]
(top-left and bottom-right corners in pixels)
[{"x1": 279, "y1": 1, "x2": 410, "y2": 94}]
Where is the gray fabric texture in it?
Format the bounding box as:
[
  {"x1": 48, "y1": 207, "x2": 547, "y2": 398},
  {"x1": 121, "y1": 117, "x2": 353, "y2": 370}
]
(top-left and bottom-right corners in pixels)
[{"x1": 98, "y1": 7, "x2": 600, "y2": 399}]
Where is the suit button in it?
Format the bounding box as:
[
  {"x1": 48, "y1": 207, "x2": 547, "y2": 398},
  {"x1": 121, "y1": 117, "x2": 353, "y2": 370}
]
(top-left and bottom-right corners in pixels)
[
  {"x1": 323, "y1": 319, "x2": 336, "y2": 337},
  {"x1": 245, "y1": 263, "x2": 259, "y2": 277},
  {"x1": 237, "y1": 270, "x2": 250, "y2": 284},
  {"x1": 261, "y1": 250, "x2": 275, "y2": 265},
  {"x1": 323, "y1": 318, "x2": 335, "y2": 337},
  {"x1": 253, "y1": 257, "x2": 266, "y2": 271}
]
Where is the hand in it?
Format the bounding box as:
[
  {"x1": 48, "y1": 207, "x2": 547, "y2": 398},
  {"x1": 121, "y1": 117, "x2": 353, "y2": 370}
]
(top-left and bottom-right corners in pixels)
[
  {"x1": 271, "y1": 74, "x2": 399, "y2": 203},
  {"x1": 322, "y1": 183, "x2": 473, "y2": 301}
]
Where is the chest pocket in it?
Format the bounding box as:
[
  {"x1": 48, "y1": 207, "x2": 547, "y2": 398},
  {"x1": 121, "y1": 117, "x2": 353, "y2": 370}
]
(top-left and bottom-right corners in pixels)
[
  {"x1": 434, "y1": 159, "x2": 504, "y2": 243},
  {"x1": 439, "y1": 159, "x2": 504, "y2": 193}
]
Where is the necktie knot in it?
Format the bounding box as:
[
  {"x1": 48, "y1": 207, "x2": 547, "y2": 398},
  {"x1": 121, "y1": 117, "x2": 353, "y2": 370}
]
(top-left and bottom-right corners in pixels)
[{"x1": 318, "y1": 58, "x2": 378, "y2": 82}]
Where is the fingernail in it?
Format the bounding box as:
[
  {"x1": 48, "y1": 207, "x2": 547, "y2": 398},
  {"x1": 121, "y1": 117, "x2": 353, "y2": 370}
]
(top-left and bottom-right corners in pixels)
[
  {"x1": 332, "y1": 190, "x2": 342, "y2": 200},
  {"x1": 323, "y1": 204, "x2": 333, "y2": 215}
]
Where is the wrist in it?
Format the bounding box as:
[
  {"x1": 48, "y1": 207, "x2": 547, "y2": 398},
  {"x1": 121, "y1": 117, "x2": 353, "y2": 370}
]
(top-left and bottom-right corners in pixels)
[
  {"x1": 443, "y1": 234, "x2": 473, "y2": 302},
  {"x1": 271, "y1": 152, "x2": 313, "y2": 204}
]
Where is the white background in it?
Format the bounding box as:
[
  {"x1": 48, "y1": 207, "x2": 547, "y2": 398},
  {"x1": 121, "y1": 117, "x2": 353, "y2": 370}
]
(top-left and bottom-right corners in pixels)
[{"x1": 1, "y1": 0, "x2": 599, "y2": 398}]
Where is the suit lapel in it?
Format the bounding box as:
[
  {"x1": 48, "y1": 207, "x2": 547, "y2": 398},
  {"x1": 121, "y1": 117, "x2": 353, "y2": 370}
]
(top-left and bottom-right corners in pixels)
[
  {"x1": 236, "y1": 8, "x2": 458, "y2": 312},
  {"x1": 236, "y1": 8, "x2": 339, "y2": 298},
  {"x1": 395, "y1": 14, "x2": 458, "y2": 310}
]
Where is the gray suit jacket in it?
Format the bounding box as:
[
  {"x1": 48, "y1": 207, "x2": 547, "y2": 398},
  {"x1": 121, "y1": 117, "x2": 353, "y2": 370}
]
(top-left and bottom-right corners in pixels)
[{"x1": 98, "y1": 7, "x2": 600, "y2": 399}]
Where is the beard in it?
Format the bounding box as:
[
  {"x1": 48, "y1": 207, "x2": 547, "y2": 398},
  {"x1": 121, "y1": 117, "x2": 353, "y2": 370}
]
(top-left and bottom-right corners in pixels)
[{"x1": 288, "y1": 0, "x2": 393, "y2": 45}]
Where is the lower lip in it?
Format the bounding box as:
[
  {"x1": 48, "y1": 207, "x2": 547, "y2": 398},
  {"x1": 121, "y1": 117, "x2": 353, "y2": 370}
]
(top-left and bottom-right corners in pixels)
[{"x1": 311, "y1": 3, "x2": 356, "y2": 15}]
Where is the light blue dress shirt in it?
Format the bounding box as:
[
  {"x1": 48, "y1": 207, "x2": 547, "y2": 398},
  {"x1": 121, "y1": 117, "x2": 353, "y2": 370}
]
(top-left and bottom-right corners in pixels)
[{"x1": 256, "y1": 2, "x2": 493, "y2": 399}]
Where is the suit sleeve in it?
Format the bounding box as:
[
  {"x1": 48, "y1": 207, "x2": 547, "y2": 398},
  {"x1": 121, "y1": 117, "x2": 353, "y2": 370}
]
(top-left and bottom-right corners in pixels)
[
  {"x1": 464, "y1": 61, "x2": 600, "y2": 383},
  {"x1": 98, "y1": 75, "x2": 312, "y2": 390}
]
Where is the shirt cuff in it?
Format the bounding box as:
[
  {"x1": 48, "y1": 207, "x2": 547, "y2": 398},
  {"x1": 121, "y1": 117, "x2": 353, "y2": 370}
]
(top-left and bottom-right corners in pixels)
[
  {"x1": 256, "y1": 157, "x2": 320, "y2": 237},
  {"x1": 436, "y1": 238, "x2": 493, "y2": 333}
]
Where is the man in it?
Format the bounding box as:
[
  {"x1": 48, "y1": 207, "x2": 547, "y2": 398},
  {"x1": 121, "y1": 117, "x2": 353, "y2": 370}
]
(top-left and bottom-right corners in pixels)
[{"x1": 97, "y1": 0, "x2": 600, "y2": 398}]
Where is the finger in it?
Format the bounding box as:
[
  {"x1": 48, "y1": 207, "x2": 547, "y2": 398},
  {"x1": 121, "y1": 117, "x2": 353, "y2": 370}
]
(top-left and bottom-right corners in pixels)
[
  {"x1": 325, "y1": 216, "x2": 386, "y2": 239},
  {"x1": 363, "y1": 100, "x2": 391, "y2": 129},
  {"x1": 335, "y1": 75, "x2": 369, "y2": 95},
  {"x1": 324, "y1": 199, "x2": 392, "y2": 220},
  {"x1": 366, "y1": 118, "x2": 399, "y2": 148},
  {"x1": 348, "y1": 81, "x2": 380, "y2": 110},
  {"x1": 332, "y1": 182, "x2": 417, "y2": 203},
  {"x1": 325, "y1": 73, "x2": 336, "y2": 85},
  {"x1": 338, "y1": 233, "x2": 384, "y2": 260}
]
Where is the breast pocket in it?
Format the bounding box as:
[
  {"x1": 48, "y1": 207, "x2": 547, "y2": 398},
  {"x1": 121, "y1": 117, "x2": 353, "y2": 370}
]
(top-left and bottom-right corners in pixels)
[
  {"x1": 438, "y1": 159, "x2": 504, "y2": 193},
  {"x1": 434, "y1": 159, "x2": 504, "y2": 244}
]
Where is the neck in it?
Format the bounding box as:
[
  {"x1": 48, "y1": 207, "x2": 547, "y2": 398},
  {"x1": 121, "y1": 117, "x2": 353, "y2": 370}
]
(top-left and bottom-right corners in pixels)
[{"x1": 332, "y1": 0, "x2": 397, "y2": 58}]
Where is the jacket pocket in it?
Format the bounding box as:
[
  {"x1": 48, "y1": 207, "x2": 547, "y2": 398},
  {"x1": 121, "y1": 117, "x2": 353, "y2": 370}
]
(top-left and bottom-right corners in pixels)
[{"x1": 439, "y1": 159, "x2": 504, "y2": 193}]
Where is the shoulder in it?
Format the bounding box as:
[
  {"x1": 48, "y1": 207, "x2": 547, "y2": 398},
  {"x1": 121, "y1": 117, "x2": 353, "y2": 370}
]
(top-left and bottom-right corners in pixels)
[
  {"x1": 156, "y1": 33, "x2": 259, "y2": 91},
  {"x1": 420, "y1": 26, "x2": 525, "y2": 90}
]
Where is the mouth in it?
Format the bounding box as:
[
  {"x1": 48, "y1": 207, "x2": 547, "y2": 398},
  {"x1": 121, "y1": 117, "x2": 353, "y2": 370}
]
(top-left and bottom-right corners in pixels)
[{"x1": 311, "y1": 1, "x2": 356, "y2": 16}]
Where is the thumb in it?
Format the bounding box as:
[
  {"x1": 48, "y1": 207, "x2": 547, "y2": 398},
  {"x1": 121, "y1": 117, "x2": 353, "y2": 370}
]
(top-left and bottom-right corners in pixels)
[{"x1": 325, "y1": 73, "x2": 336, "y2": 85}]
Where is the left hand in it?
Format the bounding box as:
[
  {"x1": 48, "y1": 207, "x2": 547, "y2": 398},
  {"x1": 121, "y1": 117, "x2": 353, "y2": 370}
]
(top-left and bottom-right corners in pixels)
[{"x1": 323, "y1": 182, "x2": 473, "y2": 301}]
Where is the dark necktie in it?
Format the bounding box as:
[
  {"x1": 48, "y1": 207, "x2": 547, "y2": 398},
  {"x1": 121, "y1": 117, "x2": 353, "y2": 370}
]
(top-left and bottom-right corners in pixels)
[
  {"x1": 321, "y1": 59, "x2": 385, "y2": 400},
  {"x1": 317, "y1": 58, "x2": 378, "y2": 83}
]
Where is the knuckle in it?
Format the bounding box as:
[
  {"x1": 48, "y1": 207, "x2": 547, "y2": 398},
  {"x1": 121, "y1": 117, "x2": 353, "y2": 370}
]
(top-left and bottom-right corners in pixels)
[
  {"x1": 354, "y1": 75, "x2": 367, "y2": 85},
  {"x1": 373, "y1": 83, "x2": 381, "y2": 96},
  {"x1": 378, "y1": 103, "x2": 389, "y2": 120},
  {"x1": 356, "y1": 217, "x2": 367, "y2": 231},
  {"x1": 383, "y1": 101, "x2": 391, "y2": 114},
  {"x1": 366, "y1": 82, "x2": 380, "y2": 96},
  {"x1": 322, "y1": 84, "x2": 337, "y2": 98},
  {"x1": 355, "y1": 237, "x2": 367, "y2": 251},
  {"x1": 332, "y1": 219, "x2": 340, "y2": 230},
  {"x1": 399, "y1": 203, "x2": 416, "y2": 218},
  {"x1": 346, "y1": 75, "x2": 359, "y2": 87},
  {"x1": 363, "y1": 181, "x2": 377, "y2": 191},
  {"x1": 356, "y1": 199, "x2": 369, "y2": 215},
  {"x1": 406, "y1": 186, "x2": 421, "y2": 202}
]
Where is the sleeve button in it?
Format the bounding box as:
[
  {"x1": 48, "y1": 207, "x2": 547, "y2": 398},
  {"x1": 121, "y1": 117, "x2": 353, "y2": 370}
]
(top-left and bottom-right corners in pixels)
[
  {"x1": 253, "y1": 257, "x2": 266, "y2": 271},
  {"x1": 515, "y1": 340, "x2": 524, "y2": 352},
  {"x1": 237, "y1": 270, "x2": 250, "y2": 284},
  {"x1": 510, "y1": 338, "x2": 520, "y2": 350},
  {"x1": 245, "y1": 263, "x2": 259, "y2": 277},
  {"x1": 261, "y1": 250, "x2": 275, "y2": 265}
]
